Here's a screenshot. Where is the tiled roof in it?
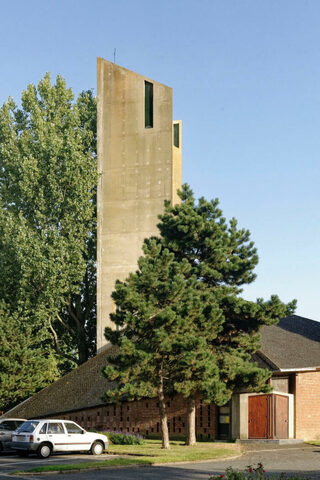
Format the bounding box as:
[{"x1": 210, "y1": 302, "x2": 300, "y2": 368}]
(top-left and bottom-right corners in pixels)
[
  {"x1": 2, "y1": 345, "x2": 118, "y2": 419},
  {"x1": 259, "y1": 315, "x2": 320, "y2": 371},
  {"x1": 3, "y1": 315, "x2": 320, "y2": 419}
]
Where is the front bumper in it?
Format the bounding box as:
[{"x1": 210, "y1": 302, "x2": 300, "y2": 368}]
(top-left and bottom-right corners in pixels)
[{"x1": 11, "y1": 441, "x2": 38, "y2": 452}]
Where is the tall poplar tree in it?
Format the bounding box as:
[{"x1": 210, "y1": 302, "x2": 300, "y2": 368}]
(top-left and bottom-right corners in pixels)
[{"x1": 0, "y1": 74, "x2": 97, "y2": 379}]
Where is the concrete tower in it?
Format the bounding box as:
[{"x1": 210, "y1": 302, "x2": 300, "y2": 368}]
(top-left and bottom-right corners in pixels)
[{"x1": 97, "y1": 58, "x2": 182, "y2": 351}]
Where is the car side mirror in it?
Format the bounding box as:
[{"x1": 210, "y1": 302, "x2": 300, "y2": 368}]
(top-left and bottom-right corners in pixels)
[{"x1": 81, "y1": 430, "x2": 85, "y2": 434}]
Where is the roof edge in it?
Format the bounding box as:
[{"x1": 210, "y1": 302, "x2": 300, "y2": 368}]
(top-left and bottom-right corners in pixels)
[
  {"x1": 2, "y1": 343, "x2": 114, "y2": 417},
  {"x1": 255, "y1": 350, "x2": 280, "y2": 371},
  {"x1": 279, "y1": 367, "x2": 319, "y2": 372}
]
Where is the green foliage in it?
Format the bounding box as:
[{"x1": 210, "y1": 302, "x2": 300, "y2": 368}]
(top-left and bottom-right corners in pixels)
[
  {"x1": 0, "y1": 302, "x2": 58, "y2": 410},
  {"x1": 157, "y1": 185, "x2": 296, "y2": 405},
  {"x1": 102, "y1": 184, "x2": 296, "y2": 446},
  {"x1": 209, "y1": 464, "x2": 310, "y2": 480},
  {"x1": 0, "y1": 73, "x2": 97, "y2": 402},
  {"x1": 106, "y1": 431, "x2": 145, "y2": 445},
  {"x1": 102, "y1": 238, "x2": 200, "y2": 402}
]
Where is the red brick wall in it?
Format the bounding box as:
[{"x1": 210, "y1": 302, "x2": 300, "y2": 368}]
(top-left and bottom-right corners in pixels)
[
  {"x1": 295, "y1": 371, "x2": 320, "y2": 440},
  {"x1": 52, "y1": 395, "x2": 218, "y2": 440}
]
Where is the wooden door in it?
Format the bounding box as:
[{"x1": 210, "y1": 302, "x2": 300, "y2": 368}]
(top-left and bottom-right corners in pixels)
[
  {"x1": 248, "y1": 395, "x2": 268, "y2": 439},
  {"x1": 274, "y1": 394, "x2": 289, "y2": 439}
]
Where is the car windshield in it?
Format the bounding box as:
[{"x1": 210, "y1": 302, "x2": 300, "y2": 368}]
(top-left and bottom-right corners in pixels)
[{"x1": 17, "y1": 421, "x2": 39, "y2": 433}]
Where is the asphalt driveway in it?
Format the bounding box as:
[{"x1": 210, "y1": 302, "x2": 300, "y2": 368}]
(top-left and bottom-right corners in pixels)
[{"x1": 1, "y1": 443, "x2": 320, "y2": 479}]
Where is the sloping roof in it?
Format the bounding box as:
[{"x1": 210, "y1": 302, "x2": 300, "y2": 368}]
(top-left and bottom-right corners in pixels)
[
  {"x1": 2, "y1": 345, "x2": 117, "y2": 419},
  {"x1": 259, "y1": 315, "x2": 320, "y2": 371},
  {"x1": 3, "y1": 315, "x2": 320, "y2": 419}
]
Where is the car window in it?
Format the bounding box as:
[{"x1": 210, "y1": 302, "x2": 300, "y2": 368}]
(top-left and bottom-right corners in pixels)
[
  {"x1": 39, "y1": 423, "x2": 47, "y2": 434},
  {"x1": 64, "y1": 422, "x2": 83, "y2": 434},
  {"x1": 47, "y1": 422, "x2": 65, "y2": 434},
  {"x1": 17, "y1": 421, "x2": 39, "y2": 433},
  {"x1": 0, "y1": 421, "x2": 18, "y2": 431},
  {"x1": 14, "y1": 421, "x2": 25, "y2": 429}
]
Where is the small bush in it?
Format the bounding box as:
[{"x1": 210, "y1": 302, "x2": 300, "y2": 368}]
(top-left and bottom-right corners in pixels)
[
  {"x1": 103, "y1": 430, "x2": 145, "y2": 445},
  {"x1": 209, "y1": 464, "x2": 310, "y2": 480}
]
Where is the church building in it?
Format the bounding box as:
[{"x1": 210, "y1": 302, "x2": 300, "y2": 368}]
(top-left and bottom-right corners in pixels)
[{"x1": 3, "y1": 59, "x2": 320, "y2": 442}]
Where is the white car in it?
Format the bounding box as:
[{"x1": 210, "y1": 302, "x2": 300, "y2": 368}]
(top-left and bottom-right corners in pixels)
[
  {"x1": 11, "y1": 419, "x2": 108, "y2": 458},
  {"x1": 0, "y1": 418, "x2": 26, "y2": 453}
]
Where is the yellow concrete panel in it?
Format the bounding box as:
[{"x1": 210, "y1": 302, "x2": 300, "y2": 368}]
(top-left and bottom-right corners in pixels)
[
  {"x1": 97, "y1": 58, "x2": 181, "y2": 351},
  {"x1": 172, "y1": 120, "x2": 182, "y2": 205}
]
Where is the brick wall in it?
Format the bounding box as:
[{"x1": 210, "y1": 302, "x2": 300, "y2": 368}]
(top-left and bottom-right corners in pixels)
[
  {"x1": 295, "y1": 371, "x2": 320, "y2": 440},
  {"x1": 52, "y1": 395, "x2": 218, "y2": 440}
]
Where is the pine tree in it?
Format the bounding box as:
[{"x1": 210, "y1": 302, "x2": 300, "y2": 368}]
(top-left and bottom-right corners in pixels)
[
  {"x1": 102, "y1": 239, "x2": 206, "y2": 449},
  {"x1": 0, "y1": 303, "x2": 58, "y2": 411},
  {"x1": 103, "y1": 185, "x2": 296, "y2": 447},
  {"x1": 157, "y1": 185, "x2": 296, "y2": 445}
]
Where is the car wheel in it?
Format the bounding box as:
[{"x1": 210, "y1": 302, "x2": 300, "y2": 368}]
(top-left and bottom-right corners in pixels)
[
  {"x1": 91, "y1": 441, "x2": 104, "y2": 455},
  {"x1": 37, "y1": 443, "x2": 52, "y2": 459}
]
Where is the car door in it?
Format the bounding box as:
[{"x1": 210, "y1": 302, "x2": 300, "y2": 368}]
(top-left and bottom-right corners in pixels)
[
  {"x1": 63, "y1": 422, "x2": 91, "y2": 452},
  {"x1": 47, "y1": 422, "x2": 68, "y2": 452},
  {"x1": 37, "y1": 422, "x2": 49, "y2": 445}
]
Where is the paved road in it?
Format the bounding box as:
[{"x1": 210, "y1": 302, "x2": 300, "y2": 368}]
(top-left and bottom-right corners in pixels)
[
  {"x1": 0, "y1": 452, "x2": 118, "y2": 479},
  {"x1": 1, "y1": 444, "x2": 320, "y2": 479}
]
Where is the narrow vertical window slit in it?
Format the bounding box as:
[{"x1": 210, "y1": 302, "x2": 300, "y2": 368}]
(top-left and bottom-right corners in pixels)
[
  {"x1": 174, "y1": 123, "x2": 179, "y2": 147},
  {"x1": 145, "y1": 81, "x2": 153, "y2": 128}
]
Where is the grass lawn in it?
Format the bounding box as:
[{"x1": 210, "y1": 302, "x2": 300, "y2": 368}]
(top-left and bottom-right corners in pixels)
[
  {"x1": 12, "y1": 458, "x2": 152, "y2": 474},
  {"x1": 108, "y1": 439, "x2": 241, "y2": 463},
  {"x1": 12, "y1": 440, "x2": 241, "y2": 474}
]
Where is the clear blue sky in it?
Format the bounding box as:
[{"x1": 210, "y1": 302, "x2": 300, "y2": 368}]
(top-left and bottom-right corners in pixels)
[{"x1": 1, "y1": 0, "x2": 319, "y2": 320}]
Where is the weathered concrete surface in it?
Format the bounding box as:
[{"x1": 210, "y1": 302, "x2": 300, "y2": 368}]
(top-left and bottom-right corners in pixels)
[
  {"x1": 172, "y1": 120, "x2": 182, "y2": 205},
  {"x1": 97, "y1": 58, "x2": 182, "y2": 351}
]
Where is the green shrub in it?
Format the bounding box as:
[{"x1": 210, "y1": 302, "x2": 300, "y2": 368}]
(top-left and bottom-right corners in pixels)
[
  {"x1": 209, "y1": 464, "x2": 310, "y2": 480},
  {"x1": 104, "y1": 430, "x2": 145, "y2": 445}
]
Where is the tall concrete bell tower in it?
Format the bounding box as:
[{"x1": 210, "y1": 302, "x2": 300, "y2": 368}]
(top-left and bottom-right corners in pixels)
[{"x1": 97, "y1": 58, "x2": 182, "y2": 351}]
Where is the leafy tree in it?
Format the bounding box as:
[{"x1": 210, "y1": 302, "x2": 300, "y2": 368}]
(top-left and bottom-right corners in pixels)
[
  {"x1": 0, "y1": 302, "x2": 58, "y2": 411},
  {"x1": 103, "y1": 185, "x2": 296, "y2": 447},
  {"x1": 0, "y1": 74, "x2": 97, "y2": 376}
]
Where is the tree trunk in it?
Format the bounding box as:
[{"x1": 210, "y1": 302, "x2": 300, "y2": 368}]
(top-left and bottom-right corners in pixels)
[
  {"x1": 157, "y1": 375, "x2": 170, "y2": 449},
  {"x1": 186, "y1": 396, "x2": 197, "y2": 446}
]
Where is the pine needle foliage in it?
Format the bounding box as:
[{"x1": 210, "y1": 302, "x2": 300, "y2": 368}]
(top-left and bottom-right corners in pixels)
[
  {"x1": 157, "y1": 185, "x2": 296, "y2": 443},
  {"x1": 102, "y1": 185, "x2": 296, "y2": 447},
  {"x1": 0, "y1": 302, "x2": 58, "y2": 410}
]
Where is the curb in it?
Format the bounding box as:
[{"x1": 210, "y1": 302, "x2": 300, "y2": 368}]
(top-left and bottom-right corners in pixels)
[
  {"x1": 153, "y1": 452, "x2": 243, "y2": 466},
  {"x1": 11, "y1": 463, "x2": 152, "y2": 476},
  {"x1": 11, "y1": 452, "x2": 243, "y2": 476}
]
